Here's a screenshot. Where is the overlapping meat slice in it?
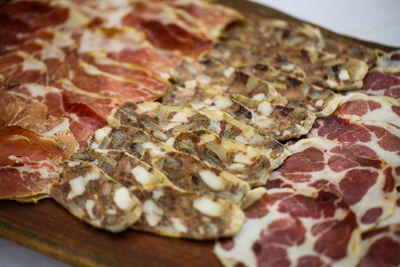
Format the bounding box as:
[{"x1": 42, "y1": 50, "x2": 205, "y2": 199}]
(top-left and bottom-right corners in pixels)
[
  {"x1": 109, "y1": 102, "x2": 290, "y2": 169},
  {"x1": 70, "y1": 148, "x2": 245, "y2": 239},
  {"x1": 0, "y1": 90, "x2": 78, "y2": 156},
  {"x1": 74, "y1": 27, "x2": 182, "y2": 75},
  {"x1": 88, "y1": 126, "x2": 250, "y2": 204},
  {"x1": 358, "y1": 224, "x2": 400, "y2": 267},
  {"x1": 0, "y1": 126, "x2": 65, "y2": 202},
  {"x1": 267, "y1": 137, "x2": 396, "y2": 230},
  {"x1": 50, "y1": 160, "x2": 142, "y2": 233},
  {"x1": 338, "y1": 92, "x2": 400, "y2": 128},
  {"x1": 360, "y1": 50, "x2": 400, "y2": 98},
  {"x1": 308, "y1": 114, "x2": 400, "y2": 184},
  {"x1": 0, "y1": 50, "x2": 48, "y2": 85},
  {"x1": 214, "y1": 188, "x2": 360, "y2": 267}
]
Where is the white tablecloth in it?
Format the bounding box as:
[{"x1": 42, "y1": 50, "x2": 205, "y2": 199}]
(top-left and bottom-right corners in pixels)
[{"x1": 1, "y1": 1, "x2": 399, "y2": 266}]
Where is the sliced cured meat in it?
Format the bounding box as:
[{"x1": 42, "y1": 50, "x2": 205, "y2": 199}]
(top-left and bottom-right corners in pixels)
[
  {"x1": 267, "y1": 137, "x2": 396, "y2": 230},
  {"x1": 361, "y1": 70, "x2": 400, "y2": 98},
  {"x1": 358, "y1": 224, "x2": 400, "y2": 267},
  {"x1": 172, "y1": 130, "x2": 271, "y2": 187},
  {"x1": 214, "y1": 188, "x2": 360, "y2": 267},
  {"x1": 132, "y1": 183, "x2": 244, "y2": 239},
  {"x1": 121, "y1": 2, "x2": 213, "y2": 58},
  {"x1": 338, "y1": 93, "x2": 400, "y2": 128},
  {"x1": 240, "y1": 63, "x2": 342, "y2": 117},
  {"x1": 0, "y1": 126, "x2": 64, "y2": 202},
  {"x1": 88, "y1": 126, "x2": 250, "y2": 204},
  {"x1": 74, "y1": 27, "x2": 182, "y2": 75},
  {"x1": 0, "y1": 90, "x2": 78, "y2": 156},
  {"x1": 0, "y1": 50, "x2": 47, "y2": 85},
  {"x1": 50, "y1": 160, "x2": 142, "y2": 233},
  {"x1": 71, "y1": 149, "x2": 170, "y2": 190},
  {"x1": 81, "y1": 52, "x2": 169, "y2": 93},
  {"x1": 308, "y1": 114, "x2": 400, "y2": 184},
  {"x1": 109, "y1": 102, "x2": 290, "y2": 169}
]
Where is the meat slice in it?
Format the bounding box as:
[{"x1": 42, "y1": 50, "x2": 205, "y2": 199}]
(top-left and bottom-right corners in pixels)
[
  {"x1": 214, "y1": 188, "x2": 360, "y2": 267},
  {"x1": 0, "y1": 126, "x2": 64, "y2": 202},
  {"x1": 70, "y1": 149, "x2": 245, "y2": 239},
  {"x1": 309, "y1": 114, "x2": 400, "y2": 185},
  {"x1": 267, "y1": 137, "x2": 396, "y2": 230},
  {"x1": 0, "y1": 90, "x2": 78, "y2": 156},
  {"x1": 88, "y1": 126, "x2": 250, "y2": 204},
  {"x1": 338, "y1": 93, "x2": 400, "y2": 128},
  {"x1": 74, "y1": 27, "x2": 182, "y2": 75},
  {"x1": 109, "y1": 101, "x2": 290, "y2": 169},
  {"x1": 50, "y1": 160, "x2": 142, "y2": 233},
  {"x1": 358, "y1": 224, "x2": 400, "y2": 267}
]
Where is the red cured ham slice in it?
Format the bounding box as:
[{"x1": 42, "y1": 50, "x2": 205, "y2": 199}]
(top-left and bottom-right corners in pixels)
[
  {"x1": 360, "y1": 70, "x2": 400, "y2": 98},
  {"x1": 358, "y1": 224, "x2": 400, "y2": 267},
  {"x1": 74, "y1": 27, "x2": 182, "y2": 75},
  {"x1": 0, "y1": 126, "x2": 64, "y2": 202},
  {"x1": 338, "y1": 93, "x2": 400, "y2": 128},
  {"x1": 121, "y1": 2, "x2": 213, "y2": 58},
  {"x1": 267, "y1": 137, "x2": 396, "y2": 230},
  {"x1": 308, "y1": 114, "x2": 400, "y2": 185},
  {"x1": 0, "y1": 90, "x2": 78, "y2": 156},
  {"x1": 214, "y1": 188, "x2": 360, "y2": 267},
  {"x1": 0, "y1": 51, "x2": 47, "y2": 85}
]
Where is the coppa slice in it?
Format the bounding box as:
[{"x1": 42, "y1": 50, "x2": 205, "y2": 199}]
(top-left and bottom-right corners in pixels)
[
  {"x1": 88, "y1": 126, "x2": 250, "y2": 204},
  {"x1": 172, "y1": 130, "x2": 271, "y2": 187},
  {"x1": 71, "y1": 149, "x2": 170, "y2": 190},
  {"x1": 214, "y1": 188, "x2": 360, "y2": 267},
  {"x1": 50, "y1": 160, "x2": 142, "y2": 233},
  {"x1": 338, "y1": 92, "x2": 400, "y2": 128},
  {"x1": 132, "y1": 183, "x2": 244, "y2": 240},
  {"x1": 266, "y1": 137, "x2": 396, "y2": 230},
  {"x1": 358, "y1": 224, "x2": 400, "y2": 267},
  {"x1": 0, "y1": 126, "x2": 65, "y2": 202},
  {"x1": 308, "y1": 114, "x2": 400, "y2": 184},
  {"x1": 109, "y1": 102, "x2": 290, "y2": 169}
]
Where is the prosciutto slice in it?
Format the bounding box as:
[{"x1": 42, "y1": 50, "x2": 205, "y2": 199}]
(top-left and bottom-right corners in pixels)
[{"x1": 214, "y1": 188, "x2": 360, "y2": 267}]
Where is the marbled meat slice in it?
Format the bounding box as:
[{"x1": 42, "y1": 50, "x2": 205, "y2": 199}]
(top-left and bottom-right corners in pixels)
[
  {"x1": 0, "y1": 90, "x2": 78, "y2": 156},
  {"x1": 173, "y1": 130, "x2": 271, "y2": 187},
  {"x1": 88, "y1": 126, "x2": 250, "y2": 204},
  {"x1": 214, "y1": 188, "x2": 360, "y2": 267},
  {"x1": 338, "y1": 92, "x2": 400, "y2": 128},
  {"x1": 359, "y1": 50, "x2": 400, "y2": 98},
  {"x1": 0, "y1": 126, "x2": 64, "y2": 202},
  {"x1": 267, "y1": 137, "x2": 396, "y2": 230},
  {"x1": 0, "y1": 50, "x2": 47, "y2": 85},
  {"x1": 308, "y1": 114, "x2": 400, "y2": 184},
  {"x1": 50, "y1": 160, "x2": 142, "y2": 233},
  {"x1": 71, "y1": 149, "x2": 170, "y2": 190},
  {"x1": 358, "y1": 224, "x2": 400, "y2": 267},
  {"x1": 74, "y1": 27, "x2": 182, "y2": 75},
  {"x1": 132, "y1": 183, "x2": 244, "y2": 239},
  {"x1": 109, "y1": 102, "x2": 290, "y2": 169}
]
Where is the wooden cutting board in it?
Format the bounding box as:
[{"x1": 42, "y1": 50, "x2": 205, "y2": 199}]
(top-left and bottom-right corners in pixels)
[{"x1": 0, "y1": 1, "x2": 396, "y2": 266}]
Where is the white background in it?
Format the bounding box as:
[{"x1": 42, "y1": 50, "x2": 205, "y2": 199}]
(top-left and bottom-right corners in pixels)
[{"x1": 1, "y1": 1, "x2": 399, "y2": 266}]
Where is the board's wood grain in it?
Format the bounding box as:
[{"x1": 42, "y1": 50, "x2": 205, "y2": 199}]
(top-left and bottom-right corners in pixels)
[{"x1": 0, "y1": 1, "x2": 397, "y2": 266}]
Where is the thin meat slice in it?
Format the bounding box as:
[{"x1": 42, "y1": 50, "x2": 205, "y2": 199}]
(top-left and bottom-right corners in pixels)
[
  {"x1": 88, "y1": 126, "x2": 250, "y2": 205},
  {"x1": 308, "y1": 114, "x2": 400, "y2": 185},
  {"x1": 339, "y1": 92, "x2": 400, "y2": 128},
  {"x1": 50, "y1": 160, "x2": 142, "y2": 233},
  {"x1": 0, "y1": 90, "x2": 78, "y2": 156},
  {"x1": 109, "y1": 102, "x2": 290, "y2": 169},
  {"x1": 267, "y1": 137, "x2": 396, "y2": 230},
  {"x1": 358, "y1": 224, "x2": 400, "y2": 267},
  {"x1": 0, "y1": 126, "x2": 64, "y2": 202},
  {"x1": 0, "y1": 50, "x2": 47, "y2": 85},
  {"x1": 74, "y1": 27, "x2": 182, "y2": 75},
  {"x1": 70, "y1": 148, "x2": 245, "y2": 239},
  {"x1": 214, "y1": 188, "x2": 360, "y2": 267}
]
